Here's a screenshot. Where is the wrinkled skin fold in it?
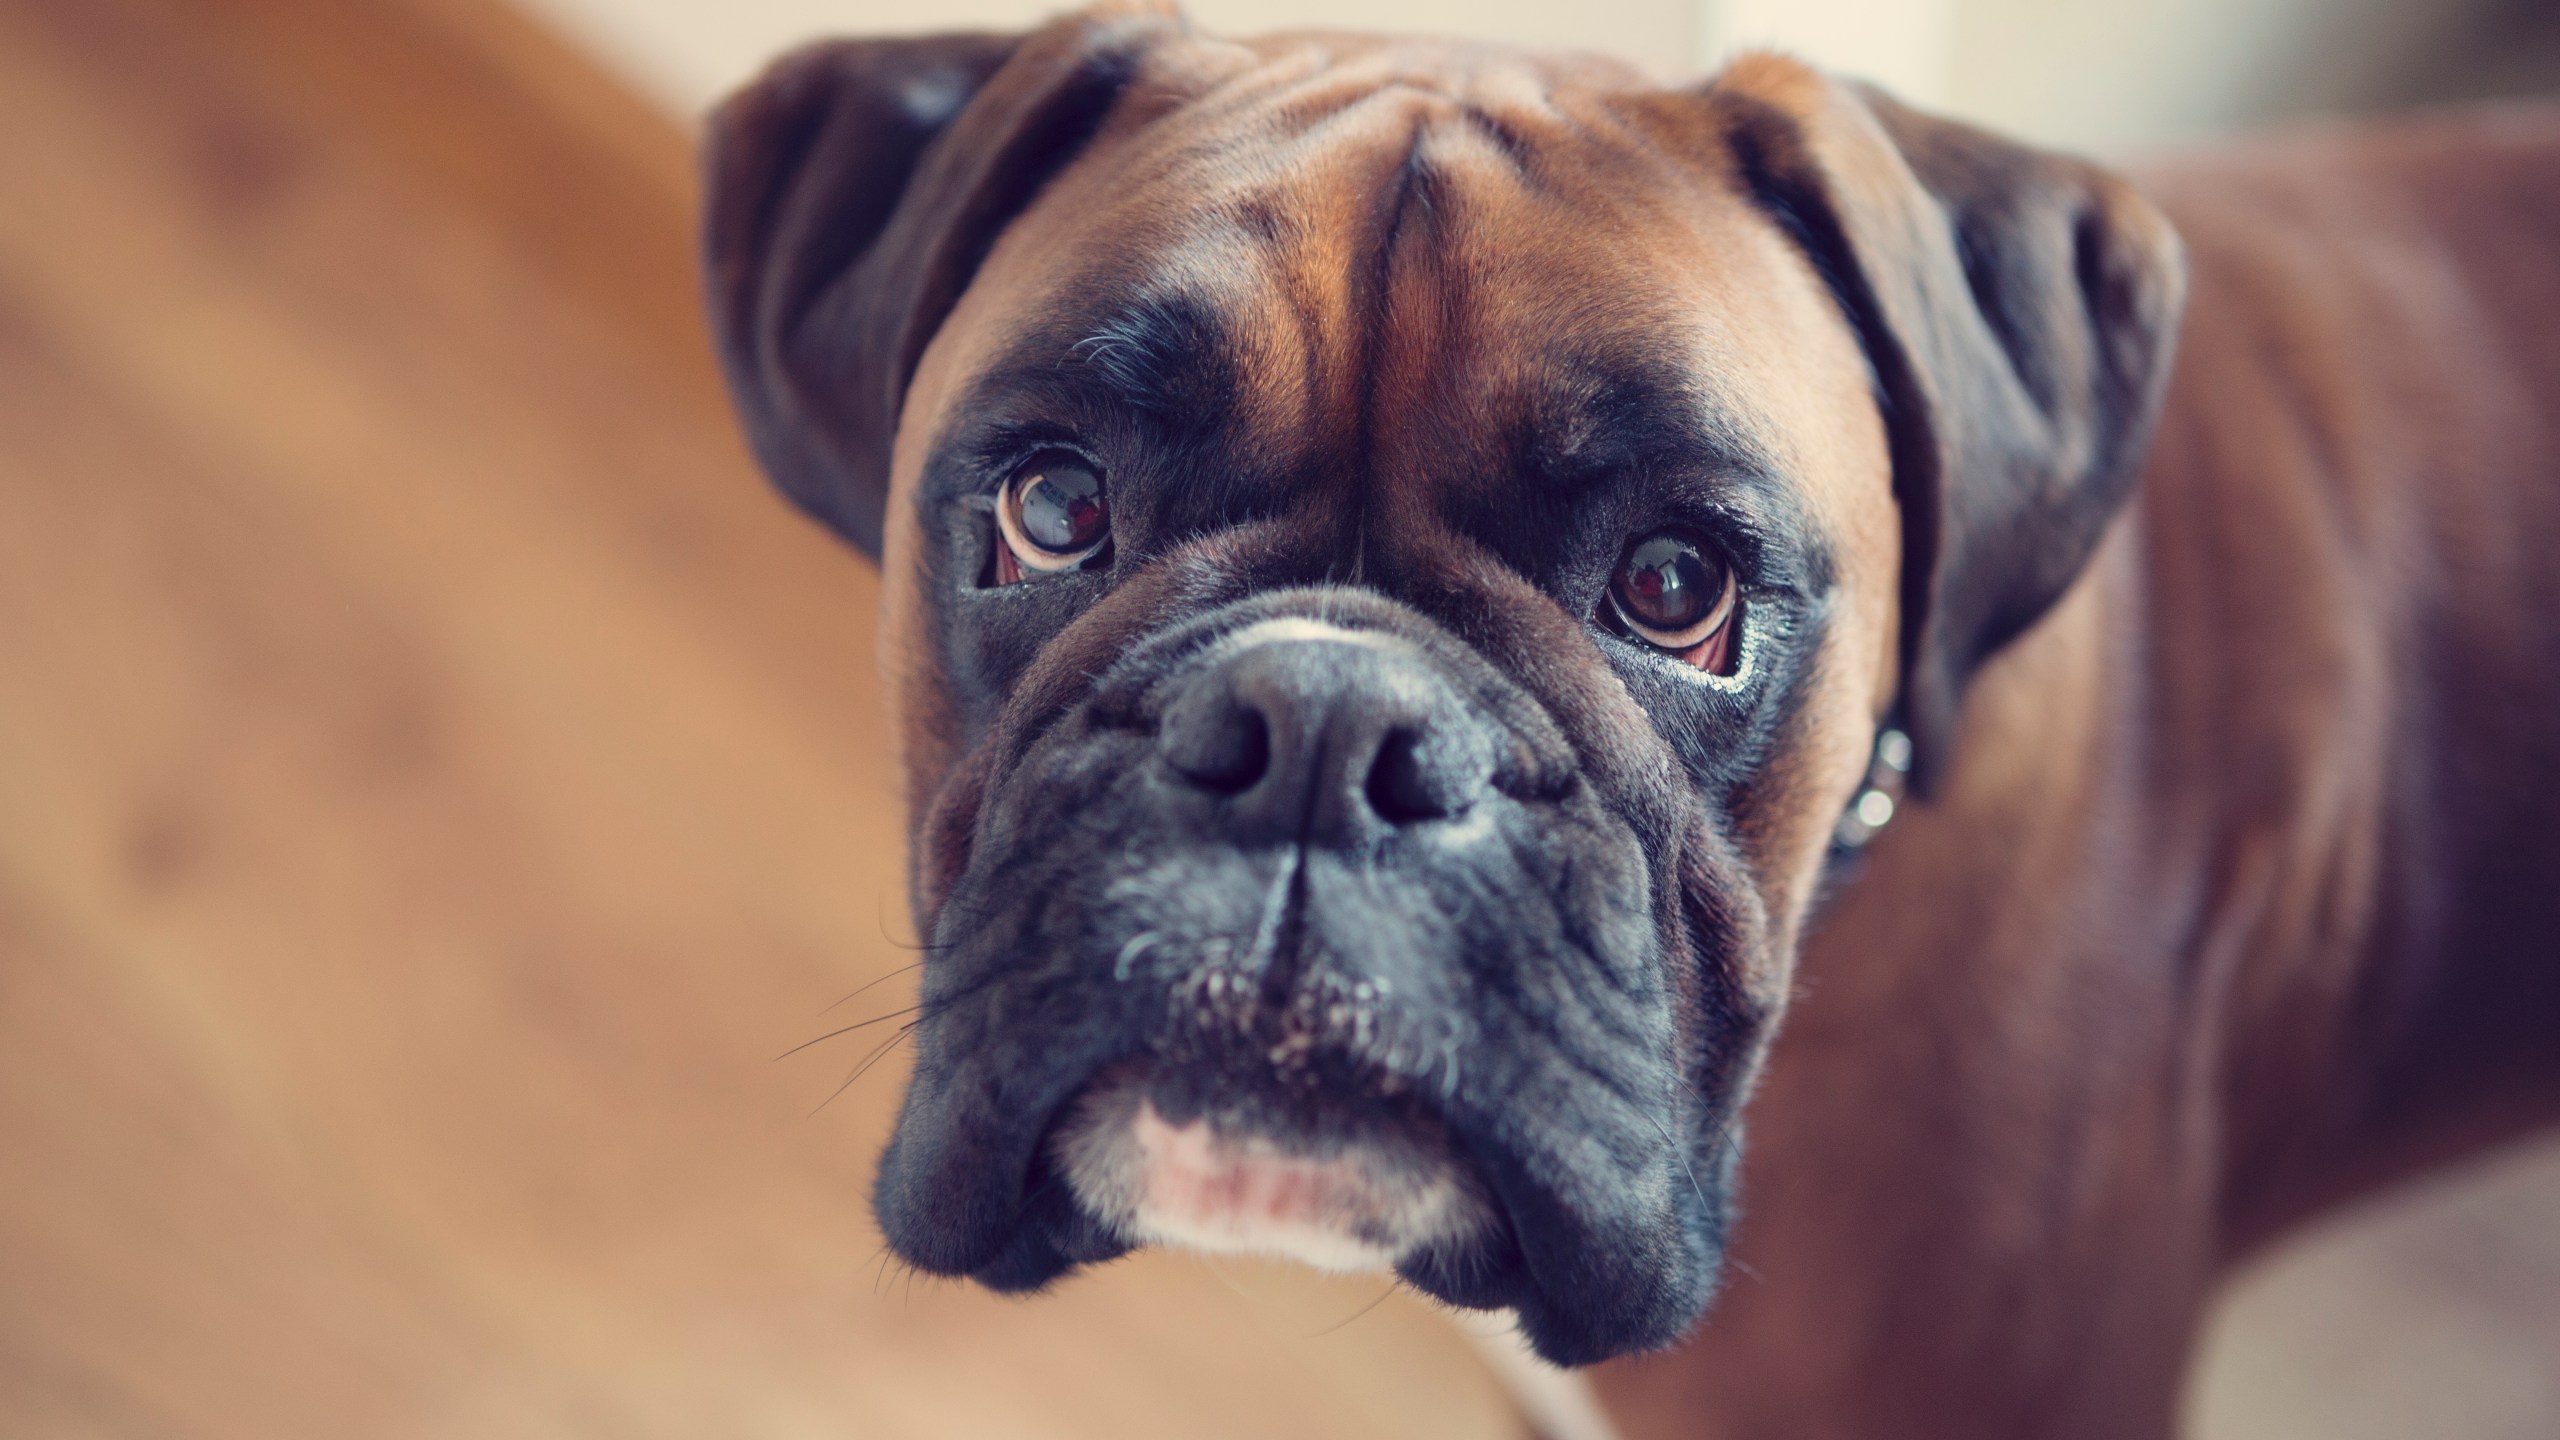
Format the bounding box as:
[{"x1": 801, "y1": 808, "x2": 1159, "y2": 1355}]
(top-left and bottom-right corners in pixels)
[{"x1": 880, "y1": 590, "x2": 1764, "y2": 1359}]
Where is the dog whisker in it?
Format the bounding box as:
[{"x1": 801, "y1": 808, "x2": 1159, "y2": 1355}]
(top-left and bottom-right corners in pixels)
[
  {"x1": 1641, "y1": 1103, "x2": 1716, "y2": 1233},
  {"x1": 822, "y1": 960, "x2": 925, "y2": 1015},
  {"x1": 811, "y1": 1021, "x2": 923, "y2": 1116},
  {"x1": 1305, "y1": 1279, "x2": 1400, "y2": 1338},
  {"x1": 774, "y1": 1004, "x2": 925, "y2": 1062}
]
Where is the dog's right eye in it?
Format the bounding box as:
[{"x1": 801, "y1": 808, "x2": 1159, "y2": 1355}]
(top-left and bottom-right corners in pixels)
[
  {"x1": 992, "y1": 454, "x2": 1109, "y2": 583},
  {"x1": 1606, "y1": 531, "x2": 1739, "y2": 672}
]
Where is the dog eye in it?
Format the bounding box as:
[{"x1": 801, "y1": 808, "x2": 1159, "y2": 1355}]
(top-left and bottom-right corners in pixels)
[
  {"x1": 994, "y1": 455, "x2": 1109, "y2": 580},
  {"x1": 1607, "y1": 532, "x2": 1738, "y2": 666}
]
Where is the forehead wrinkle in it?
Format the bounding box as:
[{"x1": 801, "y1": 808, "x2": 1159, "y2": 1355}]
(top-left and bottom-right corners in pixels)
[
  {"x1": 1107, "y1": 68, "x2": 1457, "y2": 428},
  {"x1": 1530, "y1": 349, "x2": 1773, "y2": 479},
  {"x1": 930, "y1": 40, "x2": 1776, "y2": 559},
  {"x1": 1167, "y1": 37, "x2": 1401, "y2": 136},
  {"x1": 1172, "y1": 83, "x2": 1460, "y2": 536},
  {"x1": 1039, "y1": 43, "x2": 1649, "y2": 464},
  {"x1": 934, "y1": 75, "x2": 1470, "y2": 531},
  {"x1": 1353, "y1": 119, "x2": 1841, "y2": 590}
]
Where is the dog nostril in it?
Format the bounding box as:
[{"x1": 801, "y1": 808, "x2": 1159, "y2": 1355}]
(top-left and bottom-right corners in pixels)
[
  {"x1": 1167, "y1": 705, "x2": 1270, "y2": 795},
  {"x1": 1366, "y1": 727, "x2": 1466, "y2": 824}
]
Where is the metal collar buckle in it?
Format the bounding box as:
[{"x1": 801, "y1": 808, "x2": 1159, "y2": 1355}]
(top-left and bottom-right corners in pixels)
[{"x1": 1832, "y1": 727, "x2": 1913, "y2": 851}]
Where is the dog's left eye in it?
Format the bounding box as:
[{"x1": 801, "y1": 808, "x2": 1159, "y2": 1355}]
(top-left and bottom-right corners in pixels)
[
  {"x1": 1607, "y1": 531, "x2": 1739, "y2": 670},
  {"x1": 992, "y1": 454, "x2": 1109, "y2": 583}
]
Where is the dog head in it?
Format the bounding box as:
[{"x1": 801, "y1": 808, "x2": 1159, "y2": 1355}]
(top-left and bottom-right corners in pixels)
[{"x1": 704, "y1": 5, "x2": 2182, "y2": 1365}]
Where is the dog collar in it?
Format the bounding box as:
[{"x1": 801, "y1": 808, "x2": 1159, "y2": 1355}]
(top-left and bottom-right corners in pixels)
[{"x1": 1831, "y1": 726, "x2": 1912, "y2": 851}]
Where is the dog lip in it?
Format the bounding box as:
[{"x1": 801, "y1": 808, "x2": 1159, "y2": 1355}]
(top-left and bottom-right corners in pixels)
[
  {"x1": 1048, "y1": 1061, "x2": 1507, "y2": 1275},
  {"x1": 886, "y1": 589, "x2": 1713, "y2": 1355},
  {"x1": 902, "y1": 1028, "x2": 1717, "y2": 1361}
]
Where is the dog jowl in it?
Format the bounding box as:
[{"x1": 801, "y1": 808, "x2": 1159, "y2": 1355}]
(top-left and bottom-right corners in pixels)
[{"x1": 703, "y1": 8, "x2": 2180, "y2": 1365}]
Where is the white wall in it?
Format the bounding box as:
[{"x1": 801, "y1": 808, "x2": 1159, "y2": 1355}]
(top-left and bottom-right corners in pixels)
[
  {"x1": 1699, "y1": 0, "x2": 1952, "y2": 110},
  {"x1": 525, "y1": 0, "x2": 1697, "y2": 119},
  {"x1": 529, "y1": 0, "x2": 2426, "y2": 155},
  {"x1": 1947, "y1": 0, "x2": 2410, "y2": 154},
  {"x1": 525, "y1": 0, "x2": 2428, "y2": 157}
]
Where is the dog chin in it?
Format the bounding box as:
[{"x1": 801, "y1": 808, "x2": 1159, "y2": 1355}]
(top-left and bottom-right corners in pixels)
[{"x1": 1053, "y1": 1068, "x2": 1496, "y2": 1273}]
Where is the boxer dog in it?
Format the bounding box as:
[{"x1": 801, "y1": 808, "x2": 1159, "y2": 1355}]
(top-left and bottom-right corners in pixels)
[{"x1": 702, "y1": 4, "x2": 2560, "y2": 1432}]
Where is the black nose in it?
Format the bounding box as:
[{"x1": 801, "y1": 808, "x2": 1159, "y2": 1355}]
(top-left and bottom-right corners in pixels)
[{"x1": 1158, "y1": 629, "x2": 1495, "y2": 846}]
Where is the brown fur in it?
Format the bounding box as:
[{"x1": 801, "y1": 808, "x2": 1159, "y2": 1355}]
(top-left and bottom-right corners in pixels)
[
  {"x1": 704, "y1": 9, "x2": 2560, "y2": 1429},
  {"x1": 1595, "y1": 107, "x2": 2560, "y2": 1438}
]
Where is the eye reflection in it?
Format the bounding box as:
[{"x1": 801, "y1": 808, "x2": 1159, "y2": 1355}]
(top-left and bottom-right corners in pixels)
[
  {"x1": 1607, "y1": 531, "x2": 1739, "y2": 668},
  {"x1": 994, "y1": 456, "x2": 1109, "y2": 580}
]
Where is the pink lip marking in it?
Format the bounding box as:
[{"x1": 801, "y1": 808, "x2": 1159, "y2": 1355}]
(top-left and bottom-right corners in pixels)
[
  {"x1": 1055, "y1": 1076, "x2": 1492, "y2": 1273},
  {"x1": 1132, "y1": 1105, "x2": 1375, "y2": 1242}
]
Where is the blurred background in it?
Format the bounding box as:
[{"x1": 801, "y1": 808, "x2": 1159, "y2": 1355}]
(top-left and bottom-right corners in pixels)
[{"x1": 1, "y1": 0, "x2": 2554, "y2": 1436}]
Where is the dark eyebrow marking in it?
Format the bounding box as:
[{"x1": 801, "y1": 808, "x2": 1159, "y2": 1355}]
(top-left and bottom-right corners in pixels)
[
  {"x1": 1497, "y1": 347, "x2": 1834, "y2": 597},
  {"x1": 925, "y1": 285, "x2": 1240, "y2": 476},
  {"x1": 920, "y1": 282, "x2": 1256, "y2": 526},
  {"x1": 1527, "y1": 350, "x2": 1770, "y2": 483},
  {"x1": 1057, "y1": 290, "x2": 1231, "y2": 419}
]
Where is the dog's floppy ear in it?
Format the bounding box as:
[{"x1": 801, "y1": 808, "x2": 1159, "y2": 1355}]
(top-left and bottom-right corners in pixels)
[
  {"x1": 703, "y1": 8, "x2": 1173, "y2": 557},
  {"x1": 1701, "y1": 56, "x2": 2185, "y2": 796}
]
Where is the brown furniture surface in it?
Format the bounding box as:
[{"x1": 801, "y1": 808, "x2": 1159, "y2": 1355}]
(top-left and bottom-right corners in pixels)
[{"x1": 0, "y1": 0, "x2": 1518, "y2": 1433}]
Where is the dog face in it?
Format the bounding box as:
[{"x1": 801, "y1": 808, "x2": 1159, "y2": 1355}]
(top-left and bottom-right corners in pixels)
[{"x1": 706, "y1": 8, "x2": 2182, "y2": 1365}]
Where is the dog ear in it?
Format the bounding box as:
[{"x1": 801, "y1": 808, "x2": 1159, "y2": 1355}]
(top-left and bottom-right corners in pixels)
[
  {"x1": 1701, "y1": 56, "x2": 2186, "y2": 796},
  {"x1": 702, "y1": 8, "x2": 1173, "y2": 558}
]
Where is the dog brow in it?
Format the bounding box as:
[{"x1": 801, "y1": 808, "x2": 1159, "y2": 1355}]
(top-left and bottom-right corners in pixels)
[{"x1": 1062, "y1": 293, "x2": 1231, "y2": 420}]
